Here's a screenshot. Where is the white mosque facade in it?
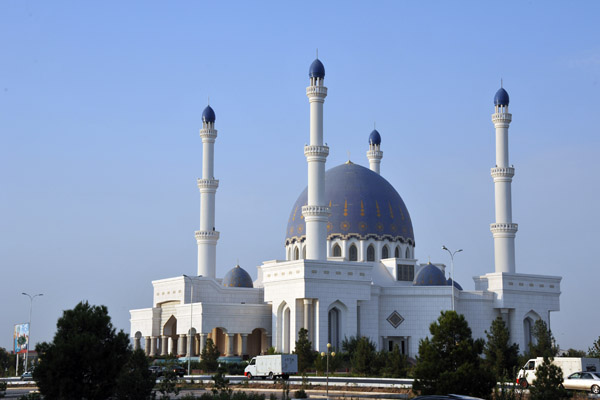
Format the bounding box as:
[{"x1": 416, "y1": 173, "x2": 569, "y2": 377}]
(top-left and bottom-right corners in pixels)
[{"x1": 129, "y1": 59, "x2": 561, "y2": 360}]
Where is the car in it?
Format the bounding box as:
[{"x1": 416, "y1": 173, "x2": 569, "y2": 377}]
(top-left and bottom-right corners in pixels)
[
  {"x1": 168, "y1": 365, "x2": 186, "y2": 378},
  {"x1": 20, "y1": 371, "x2": 33, "y2": 380},
  {"x1": 563, "y1": 371, "x2": 600, "y2": 394},
  {"x1": 148, "y1": 365, "x2": 165, "y2": 377}
]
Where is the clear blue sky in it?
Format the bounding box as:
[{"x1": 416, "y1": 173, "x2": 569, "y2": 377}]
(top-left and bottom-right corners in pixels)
[{"x1": 1, "y1": 1, "x2": 599, "y2": 353}]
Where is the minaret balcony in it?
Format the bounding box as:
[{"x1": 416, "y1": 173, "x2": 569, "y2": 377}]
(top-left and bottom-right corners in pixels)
[
  {"x1": 301, "y1": 205, "x2": 331, "y2": 218},
  {"x1": 197, "y1": 178, "x2": 219, "y2": 190},
  {"x1": 304, "y1": 145, "x2": 329, "y2": 159},
  {"x1": 491, "y1": 113, "x2": 512, "y2": 124},
  {"x1": 195, "y1": 230, "x2": 220, "y2": 241},
  {"x1": 367, "y1": 149, "x2": 383, "y2": 160},
  {"x1": 306, "y1": 85, "x2": 328, "y2": 98},
  {"x1": 490, "y1": 223, "x2": 518, "y2": 234},
  {"x1": 491, "y1": 167, "x2": 515, "y2": 179},
  {"x1": 199, "y1": 128, "x2": 218, "y2": 140}
]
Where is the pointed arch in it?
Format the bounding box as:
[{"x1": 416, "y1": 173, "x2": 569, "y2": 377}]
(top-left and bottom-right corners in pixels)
[
  {"x1": 294, "y1": 247, "x2": 299, "y2": 260},
  {"x1": 382, "y1": 245, "x2": 389, "y2": 259},
  {"x1": 349, "y1": 244, "x2": 358, "y2": 261},
  {"x1": 523, "y1": 310, "x2": 541, "y2": 353},
  {"x1": 367, "y1": 244, "x2": 375, "y2": 261},
  {"x1": 405, "y1": 247, "x2": 410, "y2": 259},
  {"x1": 327, "y1": 300, "x2": 347, "y2": 351},
  {"x1": 394, "y1": 246, "x2": 400, "y2": 258},
  {"x1": 333, "y1": 243, "x2": 341, "y2": 257}
]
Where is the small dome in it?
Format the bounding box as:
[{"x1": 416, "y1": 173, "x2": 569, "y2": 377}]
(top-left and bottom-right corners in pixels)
[
  {"x1": 494, "y1": 88, "x2": 509, "y2": 106},
  {"x1": 413, "y1": 263, "x2": 447, "y2": 286},
  {"x1": 369, "y1": 129, "x2": 381, "y2": 146},
  {"x1": 202, "y1": 105, "x2": 216, "y2": 123},
  {"x1": 447, "y1": 278, "x2": 463, "y2": 291},
  {"x1": 309, "y1": 59, "x2": 325, "y2": 78},
  {"x1": 222, "y1": 265, "x2": 253, "y2": 288}
]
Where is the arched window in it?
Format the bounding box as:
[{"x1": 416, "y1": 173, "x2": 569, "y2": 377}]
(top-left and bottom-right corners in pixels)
[
  {"x1": 367, "y1": 245, "x2": 375, "y2": 261},
  {"x1": 333, "y1": 244, "x2": 341, "y2": 257},
  {"x1": 382, "y1": 245, "x2": 389, "y2": 259},
  {"x1": 328, "y1": 307, "x2": 340, "y2": 351},
  {"x1": 394, "y1": 246, "x2": 400, "y2": 258},
  {"x1": 349, "y1": 244, "x2": 358, "y2": 261},
  {"x1": 405, "y1": 247, "x2": 410, "y2": 259},
  {"x1": 294, "y1": 247, "x2": 299, "y2": 260}
]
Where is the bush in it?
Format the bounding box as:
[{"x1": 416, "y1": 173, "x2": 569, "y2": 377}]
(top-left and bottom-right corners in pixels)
[{"x1": 294, "y1": 389, "x2": 308, "y2": 398}]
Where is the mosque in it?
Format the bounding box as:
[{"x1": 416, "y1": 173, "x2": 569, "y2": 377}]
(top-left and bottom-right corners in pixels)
[{"x1": 129, "y1": 58, "x2": 561, "y2": 360}]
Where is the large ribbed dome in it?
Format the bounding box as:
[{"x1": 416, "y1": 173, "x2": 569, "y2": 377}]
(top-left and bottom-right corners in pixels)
[
  {"x1": 222, "y1": 265, "x2": 253, "y2": 288},
  {"x1": 286, "y1": 162, "x2": 414, "y2": 244}
]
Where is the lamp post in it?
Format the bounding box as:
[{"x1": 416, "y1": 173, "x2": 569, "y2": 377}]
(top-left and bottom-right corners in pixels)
[
  {"x1": 442, "y1": 246, "x2": 462, "y2": 311},
  {"x1": 320, "y1": 343, "x2": 335, "y2": 399},
  {"x1": 22, "y1": 292, "x2": 43, "y2": 374},
  {"x1": 182, "y1": 275, "x2": 198, "y2": 377}
]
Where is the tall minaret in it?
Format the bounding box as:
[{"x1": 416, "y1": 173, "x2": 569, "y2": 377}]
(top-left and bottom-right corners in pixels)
[
  {"x1": 302, "y1": 58, "x2": 330, "y2": 260},
  {"x1": 490, "y1": 86, "x2": 518, "y2": 274},
  {"x1": 367, "y1": 129, "x2": 383, "y2": 174},
  {"x1": 196, "y1": 105, "x2": 220, "y2": 278}
]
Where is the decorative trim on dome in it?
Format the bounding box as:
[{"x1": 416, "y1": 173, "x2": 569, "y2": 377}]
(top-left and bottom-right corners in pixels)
[{"x1": 285, "y1": 233, "x2": 415, "y2": 246}]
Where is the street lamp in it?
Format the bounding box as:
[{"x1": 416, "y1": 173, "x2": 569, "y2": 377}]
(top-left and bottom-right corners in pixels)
[
  {"x1": 22, "y1": 292, "x2": 43, "y2": 374},
  {"x1": 442, "y1": 246, "x2": 462, "y2": 312},
  {"x1": 182, "y1": 275, "x2": 199, "y2": 377},
  {"x1": 320, "y1": 343, "x2": 336, "y2": 399}
]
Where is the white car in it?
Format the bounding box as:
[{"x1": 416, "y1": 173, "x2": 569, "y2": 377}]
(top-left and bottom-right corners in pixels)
[{"x1": 563, "y1": 371, "x2": 600, "y2": 394}]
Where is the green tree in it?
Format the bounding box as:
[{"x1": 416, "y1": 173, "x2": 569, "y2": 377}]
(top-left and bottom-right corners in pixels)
[
  {"x1": 588, "y1": 336, "x2": 600, "y2": 358},
  {"x1": 413, "y1": 310, "x2": 495, "y2": 398},
  {"x1": 200, "y1": 338, "x2": 221, "y2": 372},
  {"x1": 351, "y1": 336, "x2": 377, "y2": 376},
  {"x1": 0, "y1": 348, "x2": 16, "y2": 377},
  {"x1": 527, "y1": 319, "x2": 558, "y2": 359},
  {"x1": 293, "y1": 328, "x2": 315, "y2": 373},
  {"x1": 563, "y1": 348, "x2": 586, "y2": 357},
  {"x1": 483, "y1": 316, "x2": 520, "y2": 380},
  {"x1": 529, "y1": 357, "x2": 569, "y2": 400},
  {"x1": 115, "y1": 349, "x2": 156, "y2": 400},
  {"x1": 380, "y1": 344, "x2": 408, "y2": 378},
  {"x1": 33, "y1": 301, "x2": 132, "y2": 400}
]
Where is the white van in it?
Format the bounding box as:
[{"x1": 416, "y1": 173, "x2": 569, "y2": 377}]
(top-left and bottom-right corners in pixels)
[
  {"x1": 517, "y1": 357, "x2": 600, "y2": 388},
  {"x1": 244, "y1": 354, "x2": 298, "y2": 380}
]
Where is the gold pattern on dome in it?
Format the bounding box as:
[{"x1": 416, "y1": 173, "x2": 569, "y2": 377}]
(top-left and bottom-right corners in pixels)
[
  {"x1": 340, "y1": 221, "x2": 350, "y2": 231},
  {"x1": 289, "y1": 227, "x2": 294, "y2": 235},
  {"x1": 360, "y1": 200, "x2": 365, "y2": 216},
  {"x1": 403, "y1": 227, "x2": 408, "y2": 234},
  {"x1": 329, "y1": 200, "x2": 332, "y2": 207},
  {"x1": 343, "y1": 199, "x2": 348, "y2": 217},
  {"x1": 376, "y1": 222, "x2": 384, "y2": 232},
  {"x1": 398, "y1": 205, "x2": 405, "y2": 221},
  {"x1": 298, "y1": 225, "x2": 304, "y2": 233},
  {"x1": 376, "y1": 201, "x2": 381, "y2": 217},
  {"x1": 292, "y1": 206, "x2": 298, "y2": 221},
  {"x1": 388, "y1": 202, "x2": 394, "y2": 219},
  {"x1": 300, "y1": 215, "x2": 304, "y2": 219},
  {"x1": 327, "y1": 222, "x2": 333, "y2": 231},
  {"x1": 358, "y1": 222, "x2": 367, "y2": 231},
  {"x1": 391, "y1": 224, "x2": 397, "y2": 232}
]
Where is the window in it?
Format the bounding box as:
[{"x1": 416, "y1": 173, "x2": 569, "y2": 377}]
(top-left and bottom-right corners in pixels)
[
  {"x1": 394, "y1": 246, "x2": 400, "y2": 258},
  {"x1": 405, "y1": 247, "x2": 410, "y2": 259},
  {"x1": 294, "y1": 247, "x2": 299, "y2": 260},
  {"x1": 333, "y1": 244, "x2": 341, "y2": 257},
  {"x1": 397, "y1": 264, "x2": 414, "y2": 281},
  {"x1": 349, "y1": 245, "x2": 358, "y2": 261},
  {"x1": 382, "y1": 246, "x2": 389, "y2": 259},
  {"x1": 367, "y1": 245, "x2": 375, "y2": 261}
]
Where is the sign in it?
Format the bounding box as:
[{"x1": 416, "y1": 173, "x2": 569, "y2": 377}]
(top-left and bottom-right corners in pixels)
[{"x1": 14, "y1": 323, "x2": 29, "y2": 354}]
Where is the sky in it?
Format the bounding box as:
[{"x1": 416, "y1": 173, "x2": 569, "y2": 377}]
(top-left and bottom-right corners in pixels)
[{"x1": 1, "y1": 1, "x2": 599, "y2": 353}]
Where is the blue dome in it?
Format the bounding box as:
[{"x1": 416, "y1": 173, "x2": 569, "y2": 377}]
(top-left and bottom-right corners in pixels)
[
  {"x1": 369, "y1": 129, "x2": 381, "y2": 146},
  {"x1": 413, "y1": 263, "x2": 447, "y2": 286},
  {"x1": 447, "y1": 278, "x2": 463, "y2": 291},
  {"x1": 286, "y1": 162, "x2": 414, "y2": 244},
  {"x1": 222, "y1": 265, "x2": 253, "y2": 288},
  {"x1": 494, "y1": 88, "x2": 509, "y2": 106},
  {"x1": 202, "y1": 105, "x2": 216, "y2": 123},
  {"x1": 309, "y1": 59, "x2": 325, "y2": 78}
]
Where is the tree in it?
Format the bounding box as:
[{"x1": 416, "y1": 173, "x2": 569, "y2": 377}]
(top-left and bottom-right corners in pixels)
[
  {"x1": 588, "y1": 336, "x2": 600, "y2": 358},
  {"x1": 483, "y1": 316, "x2": 520, "y2": 380},
  {"x1": 527, "y1": 319, "x2": 558, "y2": 359},
  {"x1": 0, "y1": 348, "x2": 16, "y2": 377},
  {"x1": 293, "y1": 328, "x2": 315, "y2": 373},
  {"x1": 200, "y1": 338, "x2": 221, "y2": 372},
  {"x1": 380, "y1": 344, "x2": 408, "y2": 378},
  {"x1": 351, "y1": 336, "x2": 377, "y2": 376},
  {"x1": 413, "y1": 310, "x2": 496, "y2": 398},
  {"x1": 529, "y1": 357, "x2": 569, "y2": 400},
  {"x1": 33, "y1": 301, "x2": 132, "y2": 400},
  {"x1": 115, "y1": 349, "x2": 156, "y2": 400},
  {"x1": 563, "y1": 348, "x2": 586, "y2": 357}
]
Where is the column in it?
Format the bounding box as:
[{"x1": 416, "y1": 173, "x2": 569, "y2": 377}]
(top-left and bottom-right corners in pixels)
[
  {"x1": 241, "y1": 334, "x2": 248, "y2": 358},
  {"x1": 150, "y1": 336, "x2": 158, "y2": 357},
  {"x1": 199, "y1": 333, "x2": 207, "y2": 357},
  {"x1": 303, "y1": 299, "x2": 313, "y2": 346},
  {"x1": 178, "y1": 334, "x2": 187, "y2": 356},
  {"x1": 144, "y1": 336, "x2": 152, "y2": 356},
  {"x1": 161, "y1": 336, "x2": 169, "y2": 356},
  {"x1": 187, "y1": 333, "x2": 195, "y2": 357},
  {"x1": 226, "y1": 334, "x2": 234, "y2": 356},
  {"x1": 133, "y1": 336, "x2": 141, "y2": 351}
]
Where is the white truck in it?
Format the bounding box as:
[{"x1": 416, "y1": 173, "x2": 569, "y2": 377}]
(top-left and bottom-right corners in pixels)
[
  {"x1": 517, "y1": 357, "x2": 600, "y2": 388},
  {"x1": 244, "y1": 354, "x2": 298, "y2": 380}
]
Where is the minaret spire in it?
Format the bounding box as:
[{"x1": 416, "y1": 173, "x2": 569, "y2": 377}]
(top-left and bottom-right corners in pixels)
[
  {"x1": 367, "y1": 128, "x2": 383, "y2": 174},
  {"x1": 196, "y1": 104, "x2": 220, "y2": 277},
  {"x1": 303, "y1": 57, "x2": 330, "y2": 260},
  {"x1": 491, "y1": 85, "x2": 518, "y2": 273}
]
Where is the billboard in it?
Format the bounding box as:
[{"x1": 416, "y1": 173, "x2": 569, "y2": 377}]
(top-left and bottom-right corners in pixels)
[{"x1": 14, "y1": 323, "x2": 29, "y2": 353}]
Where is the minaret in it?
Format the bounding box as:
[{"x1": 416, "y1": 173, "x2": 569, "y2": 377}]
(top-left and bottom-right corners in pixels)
[
  {"x1": 302, "y1": 58, "x2": 330, "y2": 260},
  {"x1": 490, "y1": 86, "x2": 518, "y2": 274},
  {"x1": 367, "y1": 129, "x2": 383, "y2": 174},
  {"x1": 195, "y1": 105, "x2": 220, "y2": 278}
]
